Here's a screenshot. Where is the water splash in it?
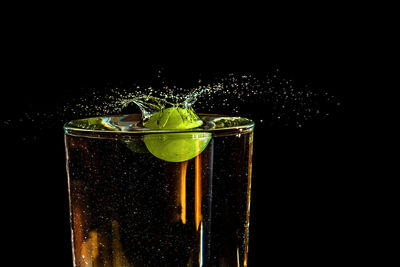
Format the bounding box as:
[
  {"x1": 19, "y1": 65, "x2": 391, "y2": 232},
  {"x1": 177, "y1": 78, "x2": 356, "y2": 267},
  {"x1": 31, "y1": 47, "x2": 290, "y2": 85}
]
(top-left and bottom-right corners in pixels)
[
  {"x1": 192, "y1": 70, "x2": 340, "y2": 128},
  {"x1": 118, "y1": 87, "x2": 207, "y2": 121},
  {"x1": 5, "y1": 68, "x2": 342, "y2": 143}
]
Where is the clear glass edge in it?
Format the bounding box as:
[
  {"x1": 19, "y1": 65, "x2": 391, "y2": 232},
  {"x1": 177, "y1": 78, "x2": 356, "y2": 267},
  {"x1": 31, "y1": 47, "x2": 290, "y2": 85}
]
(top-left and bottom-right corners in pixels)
[{"x1": 63, "y1": 114, "x2": 255, "y2": 135}]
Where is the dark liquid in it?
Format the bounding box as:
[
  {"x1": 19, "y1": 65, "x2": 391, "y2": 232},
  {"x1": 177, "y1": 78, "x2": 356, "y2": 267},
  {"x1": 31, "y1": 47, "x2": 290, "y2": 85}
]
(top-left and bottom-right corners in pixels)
[{"x1": 65, "y1": 130, "x2": 253, "y2": 267}]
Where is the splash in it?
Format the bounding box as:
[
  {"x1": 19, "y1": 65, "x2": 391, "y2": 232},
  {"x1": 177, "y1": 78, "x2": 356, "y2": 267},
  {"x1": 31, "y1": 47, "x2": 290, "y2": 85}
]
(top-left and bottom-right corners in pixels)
[
  {"x1": 92, "y1": 87, "x2": 213, "y2": 162},
  {"x1": 118, "y1": 87, "x2": 207, "y2": 125},
  {"x1": 192, "y1": 70, "x2": 341, "y2": 128},
  {"x1": 5, "y1": 68, "x2": 342, "y2": 143}
]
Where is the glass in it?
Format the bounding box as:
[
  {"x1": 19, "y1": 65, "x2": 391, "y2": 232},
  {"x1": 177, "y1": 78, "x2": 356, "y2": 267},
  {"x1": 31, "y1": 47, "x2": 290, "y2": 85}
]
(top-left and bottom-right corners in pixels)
[{"x1": 64, "y1": 114, "x2": 254, "y2": 267}]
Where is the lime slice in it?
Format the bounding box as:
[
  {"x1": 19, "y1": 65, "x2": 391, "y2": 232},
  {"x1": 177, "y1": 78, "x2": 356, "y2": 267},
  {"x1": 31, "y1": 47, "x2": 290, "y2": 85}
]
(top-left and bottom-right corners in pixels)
[{"x1": 143, "y1": 107, "x2": 211, "y2": 162}]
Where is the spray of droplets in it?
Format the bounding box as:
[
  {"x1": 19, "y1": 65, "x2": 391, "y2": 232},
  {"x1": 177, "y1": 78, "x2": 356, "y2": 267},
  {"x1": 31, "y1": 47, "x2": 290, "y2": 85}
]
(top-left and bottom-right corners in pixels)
[
  {"x1": 4, "y1": 68, "x2": 341, "y2": 142},
  {"x1": 192, "y1": 70, "x2": 341, "y2": 128}
]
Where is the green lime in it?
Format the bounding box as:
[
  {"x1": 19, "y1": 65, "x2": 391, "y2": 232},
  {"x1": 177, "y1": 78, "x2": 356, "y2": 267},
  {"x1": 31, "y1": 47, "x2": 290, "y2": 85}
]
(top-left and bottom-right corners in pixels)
[
  {"x1": 144, "y1": 107, "x2": 203, "y2": 129},
  {"x1": 143, "y1": 107, "x2": 211, "y2": 162},
  {"x1": 144, "y1": 132, "x2": 211, "y2": 162}
]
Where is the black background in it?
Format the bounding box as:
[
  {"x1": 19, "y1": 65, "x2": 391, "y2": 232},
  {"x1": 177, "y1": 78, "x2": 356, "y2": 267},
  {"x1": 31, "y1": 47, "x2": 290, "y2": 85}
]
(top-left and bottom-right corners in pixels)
[{"x1": 2, "y1": 6, "x2": 369, "y2": 267}]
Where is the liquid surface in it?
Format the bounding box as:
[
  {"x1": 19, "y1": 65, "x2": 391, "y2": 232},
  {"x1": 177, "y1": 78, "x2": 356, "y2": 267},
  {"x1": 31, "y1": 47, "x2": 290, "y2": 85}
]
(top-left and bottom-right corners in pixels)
[
  {"x1": 64, "y1": 114, "x2": 254, "y2": 135},
  {"x1": 64, "y1": 114, "x2": 253, "y2": 163}
]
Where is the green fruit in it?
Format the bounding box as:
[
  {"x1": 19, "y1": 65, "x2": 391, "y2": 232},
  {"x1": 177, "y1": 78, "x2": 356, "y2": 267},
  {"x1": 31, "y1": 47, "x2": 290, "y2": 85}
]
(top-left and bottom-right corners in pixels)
[
  {"x1": 144, "y1": 132, "x2": 211, "y2": 162},
  {"x1": 144, "y1": 107, "x2": 203, "y2": 129},
  {"x1": 143, "y1": 107, "x2": 211, "y2": 162}
]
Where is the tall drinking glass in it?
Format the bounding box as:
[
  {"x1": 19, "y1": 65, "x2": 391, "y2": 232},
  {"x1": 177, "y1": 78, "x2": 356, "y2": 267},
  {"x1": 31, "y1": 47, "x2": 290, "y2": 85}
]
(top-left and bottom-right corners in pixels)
[{"x1": 64, "y1": 114, "x2": 254, "y2": 267}]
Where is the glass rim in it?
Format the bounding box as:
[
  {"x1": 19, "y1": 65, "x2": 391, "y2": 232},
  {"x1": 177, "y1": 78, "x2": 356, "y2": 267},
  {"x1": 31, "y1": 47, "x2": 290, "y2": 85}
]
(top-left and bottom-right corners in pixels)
[{"x1": 64, "y1": 113, "x2": 255, "y2": 138}]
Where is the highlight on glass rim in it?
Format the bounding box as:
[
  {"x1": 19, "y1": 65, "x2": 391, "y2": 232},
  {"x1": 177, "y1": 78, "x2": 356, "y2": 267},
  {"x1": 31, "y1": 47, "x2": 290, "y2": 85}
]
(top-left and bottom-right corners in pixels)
[{"x1": 64, "y1": 87, "x2": 255, "y2": 266}]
